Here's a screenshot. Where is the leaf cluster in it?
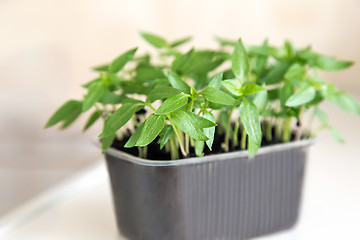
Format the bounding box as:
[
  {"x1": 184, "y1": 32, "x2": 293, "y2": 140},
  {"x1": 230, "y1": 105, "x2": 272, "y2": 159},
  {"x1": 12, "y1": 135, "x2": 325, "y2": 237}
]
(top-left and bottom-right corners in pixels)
[{"x1": 45, "y1": 32, "x2": 358, "y2": 159}]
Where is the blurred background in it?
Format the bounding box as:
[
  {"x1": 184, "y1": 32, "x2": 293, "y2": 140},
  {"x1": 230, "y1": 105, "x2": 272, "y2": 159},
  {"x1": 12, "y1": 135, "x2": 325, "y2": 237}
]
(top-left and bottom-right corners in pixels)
[{"x1": 1, "y1": 0, "x2": 359, "y2": 217}]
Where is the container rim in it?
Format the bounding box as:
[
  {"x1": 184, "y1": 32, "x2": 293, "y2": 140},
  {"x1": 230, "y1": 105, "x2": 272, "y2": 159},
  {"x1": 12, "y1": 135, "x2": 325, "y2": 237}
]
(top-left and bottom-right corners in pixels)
[{"x1": 100, "y1": 138, "x2": 317, "y2": 167}]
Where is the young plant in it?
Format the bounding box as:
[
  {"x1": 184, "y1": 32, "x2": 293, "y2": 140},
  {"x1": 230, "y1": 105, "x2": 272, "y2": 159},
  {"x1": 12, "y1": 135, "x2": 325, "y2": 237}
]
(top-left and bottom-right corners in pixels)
[{"x1": 45, "y1": 32, "x2": 359, "y2": 160}]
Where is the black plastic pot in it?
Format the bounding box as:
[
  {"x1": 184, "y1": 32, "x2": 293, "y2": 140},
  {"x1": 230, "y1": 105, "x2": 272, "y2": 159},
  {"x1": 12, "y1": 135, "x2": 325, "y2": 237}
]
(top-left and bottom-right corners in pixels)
[{"x1": 104, "y1": 139, "x2": 315, "y2": 240}]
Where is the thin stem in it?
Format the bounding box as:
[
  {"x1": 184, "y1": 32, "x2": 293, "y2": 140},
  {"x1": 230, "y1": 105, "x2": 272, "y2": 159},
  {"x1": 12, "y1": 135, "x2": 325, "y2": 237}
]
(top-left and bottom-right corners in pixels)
[
  {"x1": 168, "y1": 116, "x2": 187, "y2": 156},
  {"x1": 233, "y1": 120, "x2": 240, "y2": 148},
  {"x1": 185, "y1": 97, "x2": 195, "y2": 154},
  {"x1": 282, "y1": 118, "x2": 292, "y2": 142},
  {"x1": 224, "y1": 106, "x2": 235, "y2": 152},
  {"x1": 241, "y1": 127, "x2": 247, "y2": 150},
  {"x1": 169, "y1": 136, "x2": 179, "y2": 160}
]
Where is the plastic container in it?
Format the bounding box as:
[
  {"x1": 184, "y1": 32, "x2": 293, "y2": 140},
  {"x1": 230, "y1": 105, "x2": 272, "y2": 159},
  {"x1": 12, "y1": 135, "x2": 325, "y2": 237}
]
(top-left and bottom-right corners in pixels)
[{"x1": 104, "y1": 139, "x2": 315, "y2": 240}]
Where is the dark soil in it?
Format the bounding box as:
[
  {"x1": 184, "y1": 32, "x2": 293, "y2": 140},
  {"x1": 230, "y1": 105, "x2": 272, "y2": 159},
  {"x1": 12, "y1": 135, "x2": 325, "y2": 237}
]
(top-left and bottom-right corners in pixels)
[{"x1": 110, "y1": 123, "x2": 300, "y2": 160}]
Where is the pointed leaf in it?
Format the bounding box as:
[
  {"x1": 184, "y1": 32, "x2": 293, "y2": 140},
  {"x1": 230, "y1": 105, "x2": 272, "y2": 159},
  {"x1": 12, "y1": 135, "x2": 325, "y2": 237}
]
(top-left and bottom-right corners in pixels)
[
  {"x1": 158, "y1": 125, "x2": 174, "y2": 149},
  {"x1": 208, "y1": 72, "x2": 223, "y2": 89},
  {"x1": 83, "y1": 110, "x2": 102, "y2": 131},
  {"x1": 253, "y1": 89, "x2": 268, "y2": 113},
  {"x1": 222, "y1": 79, "x2": 242, "y2": 96},
  {"x1": 166, "y1": 71, "x2": 191, "y2": 93},
  {"x1": 136, "y1": 114, "x2": 165, "y2": 146},
  {"x1": 170, "y1": 36, "x2": 192, "y2": 48},
  {"x1": 330, "y1": 127, "x2": 345, "y2": 143},
  {"x1": 286, "y1": 86, "x2": 316, "y2": 107},
  {"x1": 284, "y1": 63, "x2": 306, "y2": 81},
  {"x1": 109, "y1": 48, "x2": 137, "y2": 73},
  {"x1": 314, "y1": 107, "x2": 328, "y2": 124},
  {"x1": 241, "y1": 83, "x2": 266, "y2": 96},
  {"x1": 139, "y1": 31, "x2": 168, "y2": 48},
  {"x1": 186, "y1": 111, "x2": 216, "y2": 128},
  {"x1": 147, "y1": 86, "x2": 183, "y2": 102},
  {"x1": 101, "y1": 134, "x2": 115, "y2": 153},
  {"x1": 45, "y1": 100, "x2": 82, "y2": 128},
  {"x1": 239, "y1": 98, "x2": 262, "y2": 146},
  {"x1": 315, "y1": 55, "x2": 354, "y2": 71},
  {"x1": 232, "y1": 39, "x2": 250, "y2": 80},
  {"x1": 155, "y1": 93, "x2": 190, "y2": 115},
  {"x1": 92, "y1": 64, "x2": 109, "y2": 72},
  {"x1": 124, "y1": 123, "x2": 145, "y2": 148},
  {"x1": 336, "y1": 92, "x2": 360, "y2": 115},
  {"x1": 200, "y1": 87, "x2": 238, "y2": 106},
  {"x1": 82, "y1": 81, "x2": 105, "y2": 112},
  {"x1": 170, "y1": 110, "x2": 208, "y2": 141},
  {"x1": 280, "y1": 81, "x2": 294, "y2": 108},
  {"x1": 203, "y1": 111, "x2": 216, "y2": 150},
  {"x1": 99, "y1": 103, "x2": 144, "y2": 137}
]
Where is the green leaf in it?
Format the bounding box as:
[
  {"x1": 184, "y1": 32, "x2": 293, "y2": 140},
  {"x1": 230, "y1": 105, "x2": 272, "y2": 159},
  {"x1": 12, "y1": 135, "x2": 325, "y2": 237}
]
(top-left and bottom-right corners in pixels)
[
  {"x1": 99, "y1": 92, "x2": 125, "y2": 104},
  {"x1": 284, "y1": 63, "x2": 306, "y2": 81},
  {"x1": 82, "y1": 78, "x2": 101, "y2": 89},
  {"x1": 170, "y1": 36, "x2": 192, "y2": 48},
  {"x1": 99, "y1": 103, "x2": 144, "y2": 137},
  {"x1": 247, "y1": 137, "x2": 260, "y2": 158},
  {"x1": 155, "y1": 93, "x2": 190, "y2": 115},
  {"x1": 214, "y1": 36, "x2": 236, "y2": 47},
  {"x1": 262, "y1": 62, "x2": 290, "y2": 84},
  {"x1": 147, "y1": 86, "x2": 183, "y2": 102},
  {"x1": 135, "y1": 65, "x2": 165, "y2": 82},
  {"x1": 248, "y1": 45, "x2": 286, "y2": 59},
  {"x1": 157, "y1": 125, "x2": 174, "y2": 149},
  {"x1": 222, "y1": 79, "x2": 242, "y2": 96},
  {"x1": 109, "y1": 48, "x2": 137, "y2": 73},
  {"x1": 239, "y1": 98, "x2": 262, "y2": 146},
  {"x1": 203, "y1": 111, "x2": 216, "y2": 150},
  {"x1": 314, "y1": 107, "x2": 328, "y2": 124},
  {"x1": 285, "y1": 86, "x2": 316, "y2": 107},
  {"x1": 186, "y1": 111, "x2": 216, "y2": 128},
  {"x1": 241, "y1": 83, "x2": 266, "y2": 96},
  {"x1": 315, "y1": 55, "x2": 354, "y2": 71},
  {"x1": 45, "y1": 100, "x2": 82, "y2": 128},
  {"x1": 195, "y1": 140, "x2": 204, "y2": 157},
  {"x1": 280, "y1": 81, "x2": 294, "y2": 108},
  {"x1": 101, "y1": 134, "x2": 115, "y2": 153},
  {"x1": 136, "y1": 114, "x2": 165, "y2": 146},
  {"x1": 330, "y1": 127, "x2": 345, "y2": 143},
  {"x1": 82, "y1": 81, "x2": 105, "y2": 112},
  {"x1": 232, "y1": 39, "x2": 250, "y2": 80},
  {"x1": 253, "y1": 89, "x2": 268, "y2": 113},
  {"x1": 208, "y1": 72, "x2": 223, "y2": 89},
  {"x1": 336, "y1": 92, "x2": 360, "y2": 115},
  {"x1": 170, "y1": 110, "x2": 208, "y2": 141},
  {"x1": 139, "y1": 31, "x2": 168, "y2": 48},
  {"x1": 92, "y1": 64, "x2": 109, "y2": 72},
  {"x1": 83, "y1": 110, "x2": 102, "y2": 131},
  {"x1": 124, "y1": 123, "x2": 145, "y2": 148},
  {"x1": 166, "y1": 71, "x2": 191, "y2": 93},
  {"x1": 200, "y1": 87, "x2": 238, "y2": 106}
]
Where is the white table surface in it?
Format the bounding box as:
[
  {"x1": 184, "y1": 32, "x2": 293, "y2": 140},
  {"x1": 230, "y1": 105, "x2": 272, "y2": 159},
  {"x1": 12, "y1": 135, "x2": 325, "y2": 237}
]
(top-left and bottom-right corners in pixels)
[{"x1": 1, "y1": 103, "x2": 359, "y2": 240}]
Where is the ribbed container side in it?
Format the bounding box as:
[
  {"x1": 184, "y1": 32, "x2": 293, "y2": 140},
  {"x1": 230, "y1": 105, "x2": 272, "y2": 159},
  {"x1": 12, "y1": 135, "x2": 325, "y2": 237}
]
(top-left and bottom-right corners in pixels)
[{"x1": 105, "y1": 143, "x2": 309, "y2": 240}]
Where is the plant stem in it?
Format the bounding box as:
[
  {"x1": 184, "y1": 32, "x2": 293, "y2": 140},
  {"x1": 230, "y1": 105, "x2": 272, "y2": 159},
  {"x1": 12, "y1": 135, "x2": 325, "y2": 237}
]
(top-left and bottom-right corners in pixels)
[
  {"x1": 233, "y1": 120, "x2": 240, "y2": 148},
  {"x1": 143, "y1": 146, "x2": 148, "y2": 159},
  {"x1": 241, "y1": 127, "x2": 247, "y2": 150},
  {"x1": 282, "y1": 118, "x2": 292, "y2": 142},
  {"x1": 138, "y1": 147, "x2": 142, "y2": 158},
  {"x1": 168, "y1": 116, "x2": 187, "y2": 156},
  {"x1": 169, "y1": 136, "x2": 179, "y2": 160},
  {"x1": 224, "y1": 106, "x2": 235, "y2": 152},
  {"x1": 185, "y1": 97, "x2": 195, "y2": 154}
]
